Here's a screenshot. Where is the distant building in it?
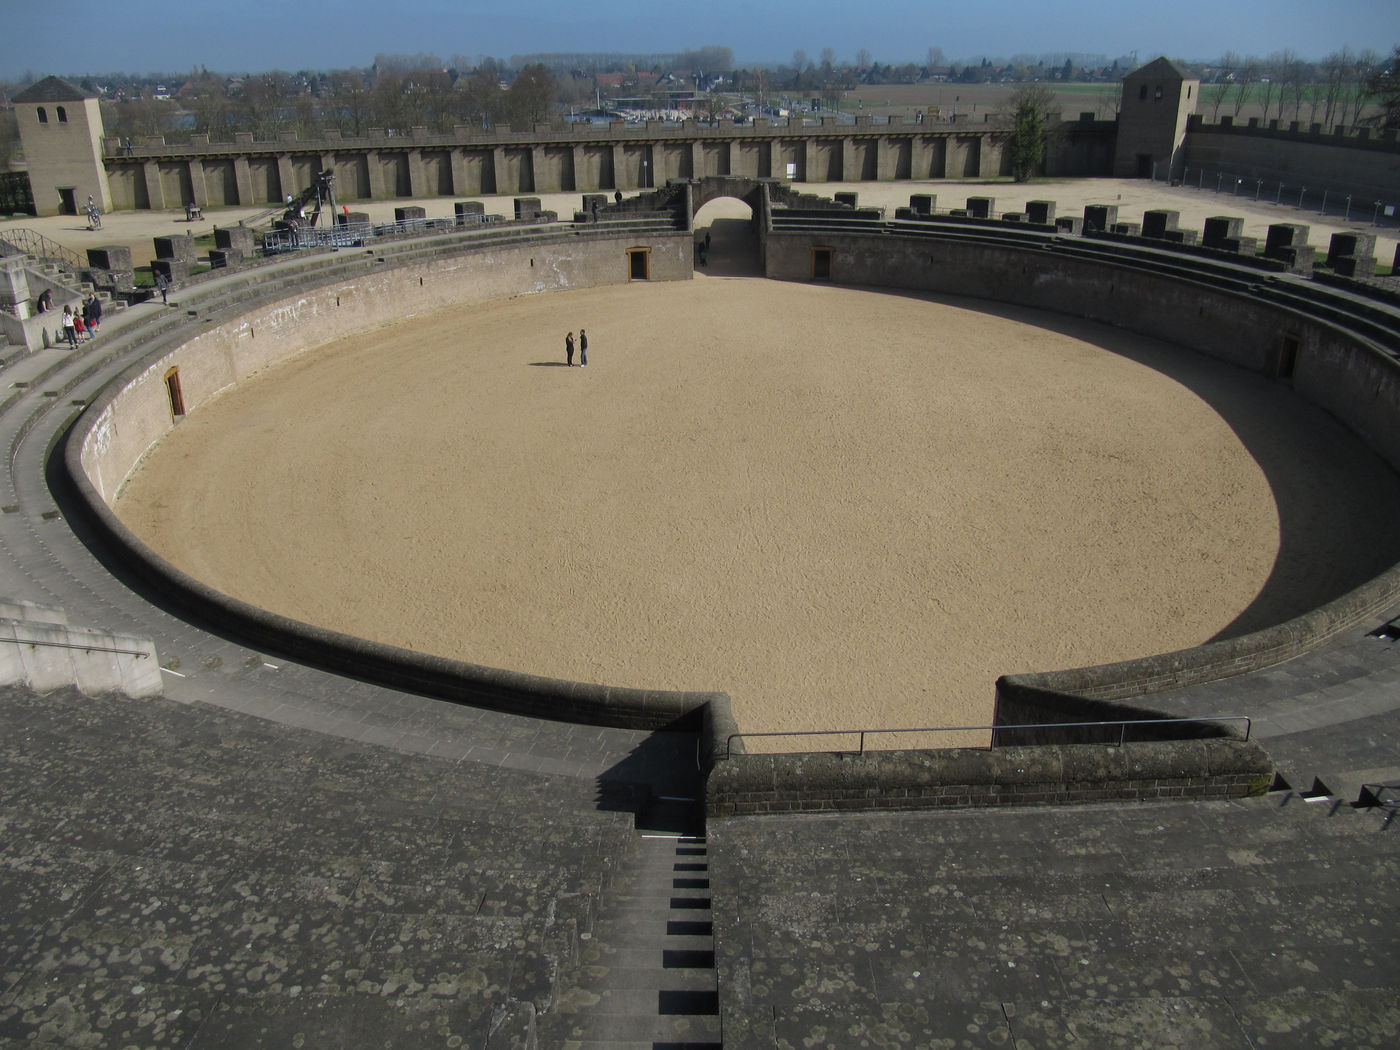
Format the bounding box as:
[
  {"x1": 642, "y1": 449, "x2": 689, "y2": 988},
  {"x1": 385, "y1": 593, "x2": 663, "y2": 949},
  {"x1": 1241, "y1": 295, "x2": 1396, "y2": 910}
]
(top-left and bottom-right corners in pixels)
[
  {"x1": 1114, "y1": 57, "x2": 1199, "y2": 179},
  {"x1": 11, "y1": 75, "x2": 112, "y2": 217}
]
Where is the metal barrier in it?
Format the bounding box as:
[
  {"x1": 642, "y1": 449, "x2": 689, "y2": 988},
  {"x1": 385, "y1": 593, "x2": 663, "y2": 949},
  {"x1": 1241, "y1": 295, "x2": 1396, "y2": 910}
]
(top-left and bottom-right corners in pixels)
[
  {"x1": 1174, "y1": 167, "x2": 1398, "y2": 229},
  {"x1": 724, "y1": 715, "x2": 1252, "y2": 758},
  {"x1": 10, "y1": 638, "x2": 151, "y2": 658}
]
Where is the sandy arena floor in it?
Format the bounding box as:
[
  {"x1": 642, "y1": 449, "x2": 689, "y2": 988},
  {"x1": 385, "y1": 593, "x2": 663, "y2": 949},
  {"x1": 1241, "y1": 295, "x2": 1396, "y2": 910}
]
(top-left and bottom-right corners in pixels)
[{"x1": 112, "y1": 267, "x2": 1400, "y2": 737}]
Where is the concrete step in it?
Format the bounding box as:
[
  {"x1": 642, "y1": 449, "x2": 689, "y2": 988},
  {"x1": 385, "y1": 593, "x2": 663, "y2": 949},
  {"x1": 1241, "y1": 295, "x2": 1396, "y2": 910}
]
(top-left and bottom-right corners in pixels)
[{"x1": 544, "y1": 832, "x2": 718, "y2": 1048}]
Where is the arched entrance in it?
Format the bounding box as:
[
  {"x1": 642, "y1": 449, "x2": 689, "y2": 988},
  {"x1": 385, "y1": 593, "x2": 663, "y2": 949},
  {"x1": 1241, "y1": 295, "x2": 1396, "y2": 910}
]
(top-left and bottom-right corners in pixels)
[{"x1": 687, "y1": 176, "x2": 772, "y2": 277}]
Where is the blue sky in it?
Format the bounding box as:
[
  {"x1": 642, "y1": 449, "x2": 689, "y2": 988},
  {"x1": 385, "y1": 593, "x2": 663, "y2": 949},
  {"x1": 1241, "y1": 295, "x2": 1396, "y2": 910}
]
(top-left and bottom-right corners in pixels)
[{"x1": 4, "y1": 0, "x2": 1396, "y2": 80}]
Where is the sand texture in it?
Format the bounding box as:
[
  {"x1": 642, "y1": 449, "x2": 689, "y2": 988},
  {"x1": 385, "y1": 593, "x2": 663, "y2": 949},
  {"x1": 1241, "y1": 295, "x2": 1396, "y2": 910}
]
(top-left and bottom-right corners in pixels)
[{"x1": 113, "y1": 273, "x2": 1400, "y2": 738}]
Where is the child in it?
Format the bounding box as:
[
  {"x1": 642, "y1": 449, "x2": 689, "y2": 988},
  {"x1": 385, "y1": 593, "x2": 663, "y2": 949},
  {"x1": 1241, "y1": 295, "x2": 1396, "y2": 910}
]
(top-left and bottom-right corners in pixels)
[{"x1": 73, "y1": 311, "x2": 87, "y2": 343}]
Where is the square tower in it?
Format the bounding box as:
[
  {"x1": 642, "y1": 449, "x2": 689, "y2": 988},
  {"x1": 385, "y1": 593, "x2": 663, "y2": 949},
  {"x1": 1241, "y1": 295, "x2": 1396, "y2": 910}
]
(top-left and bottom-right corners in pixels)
[
  {"x1": 13, "y1": 76, "x2": 113, "y2": 217},
  {"x1": 1113, "y1": 57, "x2": 1199, "y2": 180}
]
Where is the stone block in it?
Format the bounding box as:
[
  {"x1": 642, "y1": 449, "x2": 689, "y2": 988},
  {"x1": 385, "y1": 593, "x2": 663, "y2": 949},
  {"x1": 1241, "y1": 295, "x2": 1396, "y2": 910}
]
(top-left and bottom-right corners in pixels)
[
  {"x1": 1332, "y1": 255, "x2": 1377, "y2": 278},
  {"x1": 1277, "y1": 245, "x2": 1315, "y2": 276},
  {"x1": 1002, "y1": 213, "x2": 1025, "y2": 223},
  {"x1": 152, "y1": 235, "x2": 197, "y2": 262},
  {"x1": 1025, "y1": 200, "x2": 1056, "y2": 224},
  {"x1": 394, "y1": 205, "x2": 427, "y2": 221},
  {"x1": 514, "y1": 197, "x2": 543, "y2": 220},
  {"x1": 1054, "y1": 216, "x2": 1083, "y2": 235},
  {"x1": 1264, "y1": 223, "x2": 1310, "y2": 258},
  {"x1": 580, "y1": 194, "x2": 607, "y2": 220},
  {"x1": 1220, "y1": 236, "x2": 1258, "y2": 255},
  {"x1": 86, "y1": 245, "x2": 133, "y2": 271},
  {"x1": 1110, "y1": 222, "x2": 1141, "y2": 236},
  {"x1": 908, "y1": 194, "x2": 935, "y2": 215},
  {"x1": 150, "y1": 258, "x2": 191, "y2": 283},
  {"x1": 1083, "y1": 204, "x2": 1118, "y2": 232},
  {"x1": 1163, "y1": 229, "x2": 1198, "y2": 245},
  {"x1": 1327, "y1": 231, "x2": 1377, "y2": 268},
  {"x1": 1202, "y1": 215, "x2": 1244, "y2": 249},
  {"x1": 965, "y1": 196, "x2": 994, "y2": 218},
  {"x1": 455, "y1": 200, "x2": 486, "y2": 217},
  {"x1": 833, "y1": 191, "x2": 858, "y2": 208},
  {"x1": 213, "y1": 226, "x2": 255, "y2": 254},
  {"x1": 208, "y1": 248, "x2": 244, "y2": 270},
  {"x1": 1141, "y1": 209, "x2": 1180, "y2": 239},
  {"x1": 337, "y1": 211, "x2": 371, "y2": 226}
]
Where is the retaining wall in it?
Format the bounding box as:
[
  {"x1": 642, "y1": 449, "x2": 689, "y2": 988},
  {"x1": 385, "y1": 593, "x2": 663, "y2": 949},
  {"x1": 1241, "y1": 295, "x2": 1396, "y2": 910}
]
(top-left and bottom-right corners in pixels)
[{"x1": 705, "y1": 738, "x2": 1275, "y2": 817}]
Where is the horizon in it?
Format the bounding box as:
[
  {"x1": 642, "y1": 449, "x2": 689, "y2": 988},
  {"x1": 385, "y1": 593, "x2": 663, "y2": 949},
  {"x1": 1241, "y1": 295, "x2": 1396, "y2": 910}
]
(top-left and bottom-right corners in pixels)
[{"x1": 4, "y1": 0, "x2": 1396, "y2": 83}]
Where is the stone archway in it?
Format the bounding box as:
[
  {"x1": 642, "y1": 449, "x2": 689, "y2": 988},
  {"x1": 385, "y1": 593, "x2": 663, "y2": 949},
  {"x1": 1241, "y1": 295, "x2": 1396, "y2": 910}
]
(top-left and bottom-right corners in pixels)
[{"x1": 687, "y1": 176, "x2": 773, "y2": 276}]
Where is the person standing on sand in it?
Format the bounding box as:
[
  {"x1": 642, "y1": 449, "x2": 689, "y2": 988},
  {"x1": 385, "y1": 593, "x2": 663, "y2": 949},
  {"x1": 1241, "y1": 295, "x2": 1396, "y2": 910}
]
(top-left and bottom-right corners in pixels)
[
  {"x1": 565, "y1": 331, "x2": 575, "y2": 366},
  {"x1": 579, "y1": 329, "x2": 588, "y2": 367}
]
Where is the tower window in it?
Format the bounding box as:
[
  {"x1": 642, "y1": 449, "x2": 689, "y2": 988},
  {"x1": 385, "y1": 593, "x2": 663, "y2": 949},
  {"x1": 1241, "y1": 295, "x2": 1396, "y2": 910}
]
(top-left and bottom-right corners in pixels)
[
  {"x1": 56, "y1": 106, "x2": 68, "y2": 123},
  {"x1": 36, "y1": 107, "x2": 47, "y2": 123},
  {"x1": 1138, "y1": 85, "x2": 1147, "y2": 101},
  {"x1": 1154, "y1": 86, "x2": 1163, "y2": 101}
]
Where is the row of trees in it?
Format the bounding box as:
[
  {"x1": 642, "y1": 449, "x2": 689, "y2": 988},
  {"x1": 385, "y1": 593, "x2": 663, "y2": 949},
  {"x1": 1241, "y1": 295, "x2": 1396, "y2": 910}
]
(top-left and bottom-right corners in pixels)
[{"x1": 1201, "y1": 47, "x2": 1390, "y2": 130}]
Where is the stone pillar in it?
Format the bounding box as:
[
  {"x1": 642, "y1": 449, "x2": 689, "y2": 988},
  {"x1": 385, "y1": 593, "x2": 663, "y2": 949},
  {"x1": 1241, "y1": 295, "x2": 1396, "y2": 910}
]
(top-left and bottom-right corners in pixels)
[
  {"x1": 187, "y1": 159, "x2": 208, "y2": 208},
  {"x1": 495, "y1": 144, "x2": 512, "y2": 196},
  {"x1": 364, "y1": 151, "x2": 386, "y2": 199},
  {"x1": 531, "y1": 146, "x2": 547, "y2": 192},
  {"x1": 650, "y1": 144, "x2": 667, "y2": 186},
  {"x1": 571, "y1": 145, "x2": 585, "y2": 190},
  {"x1": 406, "y1": 149, "x2": 427, "y2": 197},
  {"x1": 0, "y1": 256, "x2": 33, "y2": 319},
  {"x1": 690, "y1": 140, "x2": 703, "y2": 178},
  {"x1": 840, "y1": 139, "x2": 856, "y2": 181},
  {"x1": 801, "y1": 138, "x2": 815, "y2": 182},
  {"x1": 450, "y1": 150, "x2": 468, "y2": 196},
  {"x1": 276, "y1": 155, "x2": 295, "y2": 202},
  {"x1": 610, "y1": 143, "x2": 624, "y2": 189},
  {"x1": 142, "y1": 160, "x2": 165, "y2": 210},
  {"x1": 233, "y1": 156, "x2": 254, "y2": 206},
  {"x1": 968, "y1": 136, "x2": 984, "y2": 178}
]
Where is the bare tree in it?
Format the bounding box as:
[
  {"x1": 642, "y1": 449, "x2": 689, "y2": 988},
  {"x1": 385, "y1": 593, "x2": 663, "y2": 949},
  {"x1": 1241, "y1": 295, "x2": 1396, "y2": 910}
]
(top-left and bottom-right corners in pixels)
[
  {"x1": 463, "y1": 63, "x2": 504, "y2": 129},
  {"x1": 331, "y1": 70, "x2": 373, "y2": 136},
  {"x1": 505, "y1": 64, "x2": 556, "y2": 127}
]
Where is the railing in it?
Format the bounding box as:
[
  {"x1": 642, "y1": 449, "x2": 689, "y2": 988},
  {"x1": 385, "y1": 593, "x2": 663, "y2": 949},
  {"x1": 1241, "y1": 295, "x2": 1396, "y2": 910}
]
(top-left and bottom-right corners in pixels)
[
  {"x1": 724, "y1": 715, "x2": 1252, "y2": 758},
  {"x1": 1174, "y1": 167, "x2": 1399, "y2": 230},
  {"x1": 0, "y1": 228, "x2": 87, "y2": 272},
  {"x1": 9, "y1": 637, "x2": 151, "y2": 658}
]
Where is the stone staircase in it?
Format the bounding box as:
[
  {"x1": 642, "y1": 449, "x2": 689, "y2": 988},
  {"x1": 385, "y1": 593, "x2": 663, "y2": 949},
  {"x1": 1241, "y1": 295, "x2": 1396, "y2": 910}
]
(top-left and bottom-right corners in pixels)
[{"x1": 543, "y1": 795, "x2": 722, "y2": 1050}]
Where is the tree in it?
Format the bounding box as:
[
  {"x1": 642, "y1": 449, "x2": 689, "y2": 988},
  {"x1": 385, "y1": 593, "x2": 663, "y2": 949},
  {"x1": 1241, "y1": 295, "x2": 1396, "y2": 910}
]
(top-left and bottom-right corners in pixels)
[
  {"x1": 1004, "y1": 83, "x2": 1056, "y2": 182},
  {"x1": 504, "y1": 64, "x2": 556, "y2": 127},
  {"x1": 1363, "y1": 45, "x2": 1400, "y2": 129}
]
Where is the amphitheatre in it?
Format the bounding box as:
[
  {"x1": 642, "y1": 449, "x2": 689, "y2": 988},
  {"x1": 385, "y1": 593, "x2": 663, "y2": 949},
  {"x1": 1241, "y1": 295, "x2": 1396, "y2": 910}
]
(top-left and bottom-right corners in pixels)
[{"x1": 2, "y1": 64, "x2": 1400, "y2": 1049}]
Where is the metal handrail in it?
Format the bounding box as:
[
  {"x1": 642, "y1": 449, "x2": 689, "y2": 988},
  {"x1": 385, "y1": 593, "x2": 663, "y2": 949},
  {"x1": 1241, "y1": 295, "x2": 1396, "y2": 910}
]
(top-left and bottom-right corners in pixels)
[
  {"x1": 724, "y1": 715, "x2": 1252, "y2": 759},
  {"x1": 10, "y1": 637, "x2": 151, "y2": 658},
  {"x1": 0, "y1": 228, "x2": 87, "y2": 273}
]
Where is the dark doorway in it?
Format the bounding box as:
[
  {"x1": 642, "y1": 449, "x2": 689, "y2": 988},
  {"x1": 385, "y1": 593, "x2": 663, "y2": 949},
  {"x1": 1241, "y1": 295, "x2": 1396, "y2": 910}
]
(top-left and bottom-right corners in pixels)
[
  {"x1": 165, "y1": 367, "x2": 186, "y2": 419},
  {"x1": 628, "y1": 248, "x2": 650, "y2": 281},
  {"x1": 1275, "y1": 333, "x2": 1299, "y2": 380},
  {"x1": 1135, "y1": 154, "x2": 1153, "y2": 179},
  {"x1": 812, "y1": 248, "x2": 832, "y2": 281},
  {"x1": 57, "y1": 188, "x2": 77, "y2": 215}
]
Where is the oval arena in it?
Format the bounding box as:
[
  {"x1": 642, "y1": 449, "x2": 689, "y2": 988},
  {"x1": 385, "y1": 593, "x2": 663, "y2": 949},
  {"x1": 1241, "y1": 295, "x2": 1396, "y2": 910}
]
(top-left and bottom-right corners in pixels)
[{"x1": 0, "y1": 174, "x2": 1394, "y2": 1048}]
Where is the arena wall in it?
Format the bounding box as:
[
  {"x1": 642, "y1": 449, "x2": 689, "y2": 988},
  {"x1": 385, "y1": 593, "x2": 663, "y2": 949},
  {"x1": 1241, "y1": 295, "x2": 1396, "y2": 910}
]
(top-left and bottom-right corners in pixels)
[{"x1": 69, "y1": 226, "x2": 717, "y2": 731}]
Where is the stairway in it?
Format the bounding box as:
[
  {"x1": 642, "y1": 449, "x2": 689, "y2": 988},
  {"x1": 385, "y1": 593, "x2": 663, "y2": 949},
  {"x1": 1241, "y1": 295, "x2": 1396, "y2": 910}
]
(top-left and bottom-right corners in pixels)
[{"x1": 543, "y1": 795, "x2": 722, "y2": 1049}]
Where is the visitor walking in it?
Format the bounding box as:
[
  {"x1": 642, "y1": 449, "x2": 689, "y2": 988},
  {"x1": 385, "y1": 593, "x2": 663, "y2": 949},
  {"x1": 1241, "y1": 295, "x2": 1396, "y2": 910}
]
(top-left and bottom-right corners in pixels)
[
  {"x1": 565, "y1": 331, "x2": 575, "y2": 366},
  {"x1": 84, "y1": 292, "x2": 102, "y2": 337},
  {"x1": 579, "y1": 329, "x2": 588, "y2": 367},
  {"x1": 61, "y1": 305, "x2": 77, "y2": 348},
  {"x1": 154, "y1": 271, "x2": 169, "y2": 305}
]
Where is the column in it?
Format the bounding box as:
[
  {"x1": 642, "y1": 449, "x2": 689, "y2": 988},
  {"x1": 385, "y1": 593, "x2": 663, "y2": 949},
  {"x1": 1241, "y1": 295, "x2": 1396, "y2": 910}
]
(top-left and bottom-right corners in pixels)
[
  {"x1": 841, "y1": 138, "x2": 856, "y2": 181},
  {"x1": 366, "y1": 150, "x2": 387, "y2": 199},
  {"x1": 233, "y1": 156, "x2": 254, "y2": 206},
  {"x1": 276, "y1": 154, "x2": 295, "y2": 201},
  {"x1": 571, "y1": 144, "x2": 585, "y2": 191},
  {"x1": 406, "y1": 149, "x2": 427, "y2": 197},
  {"x1": 530, "y1": 145, "x2": 547, "y2": 192},
  {"x1": 610, "y1": 143, "x2": 624, "y2": 189},
  {"x1": 450, "y1": 150, "x2": 469, "y2": 196},
  {"x1": 187, "y1": 159, "x2": 209, "y2": 208},
  {"x1": 142, "y1": 160, "x2": 165, "y2": 210}
]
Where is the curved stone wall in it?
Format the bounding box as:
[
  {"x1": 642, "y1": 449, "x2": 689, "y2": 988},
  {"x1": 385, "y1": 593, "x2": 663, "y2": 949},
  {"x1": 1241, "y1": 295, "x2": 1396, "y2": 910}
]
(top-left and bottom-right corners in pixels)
[
  {"x1": 63, "y1": 211, "x2": 1400, "y2": 764},
  {"x1": 65, "y1": 228, "x2": 724, "y2": 731}
]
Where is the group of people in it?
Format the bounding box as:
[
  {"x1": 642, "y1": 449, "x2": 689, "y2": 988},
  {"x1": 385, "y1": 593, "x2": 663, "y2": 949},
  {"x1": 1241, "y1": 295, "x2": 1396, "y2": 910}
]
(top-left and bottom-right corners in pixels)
[
  {"x1": 57, "y1": 292, "x2": 103, "y2": 349},
  {"x1": 564, "y1": 329, "x2": 589, "y2": 367}
]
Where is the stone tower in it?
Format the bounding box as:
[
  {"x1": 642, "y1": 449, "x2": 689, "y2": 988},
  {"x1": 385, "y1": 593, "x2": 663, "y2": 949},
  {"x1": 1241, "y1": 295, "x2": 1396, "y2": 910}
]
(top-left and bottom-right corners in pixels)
[
  {"x1": 1113, "y1": 57, "x2": 1199, "y2": 180},
  {"x1": 13, "y1": 75, "x2": 113, "y2": 217}
]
